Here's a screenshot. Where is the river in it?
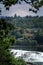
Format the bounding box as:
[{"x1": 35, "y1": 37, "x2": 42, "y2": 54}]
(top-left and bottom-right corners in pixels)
[{"x1": 11, "y1": 49, "x2": 43, "y2": 65}]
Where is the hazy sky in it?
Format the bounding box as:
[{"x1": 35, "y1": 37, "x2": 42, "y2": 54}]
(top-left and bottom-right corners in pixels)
[{"x1": 0, "y1": 1, "x2": 43, "y2": 17}]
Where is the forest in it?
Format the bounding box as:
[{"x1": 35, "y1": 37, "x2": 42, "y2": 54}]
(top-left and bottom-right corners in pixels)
[{"x1": 2, "y1": 15, "x2": 43, "y2": 52}]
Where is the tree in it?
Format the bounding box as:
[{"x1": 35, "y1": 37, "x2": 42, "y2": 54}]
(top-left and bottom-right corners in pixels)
[
  {"x1": 0, "y1": 17, "x2": 26, "y2": 65},
  {"x1": 0, "y1": 19, "x2": 15, "y2": 65},
  {"x1": 0, "y1": 0, "x2": 43, "y2": 13},
  {"x1": 0, "y1": 0, "x2": 43, "y2": 65}
]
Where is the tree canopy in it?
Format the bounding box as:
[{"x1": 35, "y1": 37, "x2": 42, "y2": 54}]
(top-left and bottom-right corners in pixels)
[
  {"x1": 0, "y1": 18, "x2": 27, "y2": 65},
  {"x1": 0, "y1": 0, "x2": 43, "y2": 13}
]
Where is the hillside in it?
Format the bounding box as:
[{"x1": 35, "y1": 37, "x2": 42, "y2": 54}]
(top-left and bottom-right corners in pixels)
[{"x1": 4, "y1": 16, "x2": 43, "y2": 52}]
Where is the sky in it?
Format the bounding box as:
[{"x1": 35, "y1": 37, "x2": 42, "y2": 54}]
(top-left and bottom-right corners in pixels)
[{"x1": 0, "y1": 1, "x2": 43, "y2": 17}]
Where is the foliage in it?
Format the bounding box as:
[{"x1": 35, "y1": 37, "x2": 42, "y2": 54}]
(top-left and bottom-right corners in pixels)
[
  {"x1": 6, "y1": 16, "x2": 43, "y2": 51},
  {"x1": 0, "y1": 19, "x2": 26, "y2": 65},
  {"x1": 17, "y1": 58, "x2": 26, "y2": 65},
  {"x1": 0, "y1": 19, "x2": 14, "y2": 65},
  {"x1": 0, "y1": 0, "x2": 43, "y2": 13},
  {"x1": 7, "y1": 16, "x2": 43, "y2": 29}
]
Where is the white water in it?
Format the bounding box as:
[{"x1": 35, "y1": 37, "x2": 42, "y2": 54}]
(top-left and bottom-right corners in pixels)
[{"x1": 11, "y1": 49, "x2": 43, "y2": 62}]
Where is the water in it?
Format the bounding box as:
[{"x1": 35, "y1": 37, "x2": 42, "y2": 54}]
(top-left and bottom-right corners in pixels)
[{"x1": 11, "y1": 49, "x2": 43, "y2": 63}]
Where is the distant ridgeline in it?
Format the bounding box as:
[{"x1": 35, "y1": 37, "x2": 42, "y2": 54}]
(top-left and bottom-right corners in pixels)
[{"x1": 2, "y1": 16, "x2": 43, "y2": 52}]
